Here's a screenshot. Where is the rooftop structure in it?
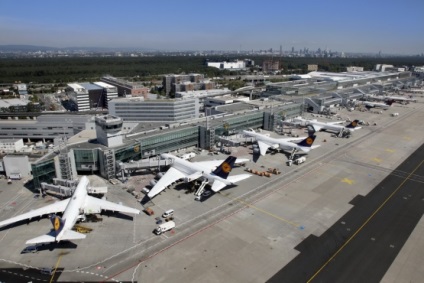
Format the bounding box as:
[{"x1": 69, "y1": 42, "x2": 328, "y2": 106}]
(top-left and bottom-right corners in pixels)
[
  {"x1": 175, "y1": 88, "x2": 231, "y2": 99},
  {"x1": 204, "y1": 95, "x2": 249, "y2": 107}
]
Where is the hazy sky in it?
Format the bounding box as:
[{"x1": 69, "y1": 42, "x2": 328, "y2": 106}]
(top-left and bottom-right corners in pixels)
[{"x1": 1, "y1": 0, "x2": 423, "y2": 54}]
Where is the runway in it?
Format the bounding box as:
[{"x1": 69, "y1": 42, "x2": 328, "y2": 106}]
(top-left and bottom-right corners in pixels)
[{"x1": 267, "y1": 143, "x2": 424, "y2": 283}]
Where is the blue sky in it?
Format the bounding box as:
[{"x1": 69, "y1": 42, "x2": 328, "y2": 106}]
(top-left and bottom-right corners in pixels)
[{"x1": 0, "y1": 0, "x2": 423, "y2": 54}]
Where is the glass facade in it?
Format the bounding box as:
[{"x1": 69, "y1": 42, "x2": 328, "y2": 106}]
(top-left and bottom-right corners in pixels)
[
  {"x1": 139, "y1": 126, "x2": 199, "y2": 157},
  {"x1": 213, "y1": 112, "x2": 263, "y2": 138},
  {"x1": 31, "y1": 159, "x2": 56, "y2": 190},
  {"x1": 73, "y1": 148, "x2": 100, "y2": 171},
  {"x1": 114, "y1": 143, "x2": 143, "y2": 163}
]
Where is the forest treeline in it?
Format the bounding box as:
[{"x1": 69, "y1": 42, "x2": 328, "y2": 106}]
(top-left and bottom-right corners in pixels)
[{"x1": 1, "y1": 56, "x2": 423, "y2": 84}]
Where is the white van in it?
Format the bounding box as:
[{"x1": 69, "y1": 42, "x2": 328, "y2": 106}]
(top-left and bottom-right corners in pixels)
[{"x1": 162, "y1": 209, "x2": 174, "y2": 218}]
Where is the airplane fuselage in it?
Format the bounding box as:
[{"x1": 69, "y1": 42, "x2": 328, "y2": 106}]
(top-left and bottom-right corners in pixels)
[
  {"x1": 56, "y1": 176, "x2": 89, "y2": 241},
  {"x1": 161, "y1": 153, "x2": 231, "y2": 185},
  {"x1": 311, "y1": 121, "x2": 353, "y2": 133},
  {"x1": 243, "y1": 130, "x2": 304, "y2": 152},
  {"x1": 363, "y1": 101, "x2": 390, "y2": 109}
]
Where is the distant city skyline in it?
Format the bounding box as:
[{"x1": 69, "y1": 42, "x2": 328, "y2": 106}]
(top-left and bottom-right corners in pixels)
[{"x1": 1, "y1": 0, "x2": 423, "y2": 55}]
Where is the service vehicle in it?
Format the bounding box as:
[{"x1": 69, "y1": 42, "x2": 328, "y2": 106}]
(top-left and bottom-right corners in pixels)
[
  {"x1": 162, "y1": 209, "x2": 174, "y2": 218},
  {"x1": 154, "y1": 221, "x2": 175, "y2": 235}
]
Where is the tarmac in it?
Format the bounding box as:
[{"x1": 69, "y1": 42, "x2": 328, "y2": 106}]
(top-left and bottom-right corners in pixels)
[{"x1": 0, "y1": 93, "x2": 423, "y2": 283}]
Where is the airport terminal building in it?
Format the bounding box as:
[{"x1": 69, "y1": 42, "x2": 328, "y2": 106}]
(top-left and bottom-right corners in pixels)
[{"x1": 1, "y1": 70, "x2": 418, "y2": 189}]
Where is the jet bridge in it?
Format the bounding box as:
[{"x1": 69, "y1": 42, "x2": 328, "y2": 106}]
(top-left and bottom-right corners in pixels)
[{"x1": 119, "y1": 157, "x2": 173, "y2": 179}]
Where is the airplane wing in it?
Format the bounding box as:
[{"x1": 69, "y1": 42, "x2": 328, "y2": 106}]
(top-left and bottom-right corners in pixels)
[
  {"x1": 277, "y1": 136, "x2": 306, "y2": 142},
  {"x1": 211, "y1": 180, "x2": 226, "y2": 192},
  {"x1": 85, "y1": 196, "x2": 140, "y2": 215},
  {"x1": 26, "y1": 229, "x2": 86, "y2": 245},
  {"x1": 211, "y1": 173, "x2": 251, "y2": 192},
  {"x1": 148, "y1": 167, "x2": 187, "y2": 198},
  {"x1": 0, "y1": 199, "x2": 70, "y2": 228},
  {"x1": 257, "y1": 140, "x2": 271, "y2": 156},
  {"x1": 227, "y1": 174, "x2": 251, "y2": 184}
]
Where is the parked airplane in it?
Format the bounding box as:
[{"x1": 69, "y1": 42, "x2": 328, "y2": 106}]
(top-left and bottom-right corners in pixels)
[
  {"x1": 147, "y1": 153, "x2": 251, "y2": 199},
  {"x1": 365, "y1": 94, "x2": 416, "y2": 104},
  {"x1": 0, "y1": 176, "x2": 140, "y2": 245},
  {"x1": 292, "y1": 117, "x2": 361, "y2": 136},
  {"x1": 242, "y1": 129, "x2": 320, "y2": 159},
  {"x1": 360, "y1": 100, "x2": 393, "y2": 110},
  {"x1": 384, "y1": 95, "x2": 416, "y2": 103}
]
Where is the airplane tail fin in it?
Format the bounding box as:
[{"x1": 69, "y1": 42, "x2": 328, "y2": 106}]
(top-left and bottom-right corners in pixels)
[
  {"x1": 296, "y1": 135, "x2": 317, "y2": 148},
  {"x1": 346, "y1": 120, "x2": 360, "y2": 129},
  {"x1": 50, "y1": 215, "x2": 65, "y2": 236},
  {"x1": 212, "y1": 156, "x2": 237, "y2": 179}
]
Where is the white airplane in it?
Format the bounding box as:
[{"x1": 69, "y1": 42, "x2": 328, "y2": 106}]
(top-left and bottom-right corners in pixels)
[
  {"x1": 293, "y1": 117, "x2": 361, "y2": 135},
  {"x1": 359, "y1": 100, "x2": 393, "y2": 110},
  {"x1": 0, "y1": 176, "x2": 140, "y2": 245},
  {"x1": 384, "y1": 95, "x2": 416, "y2": 103},
  {"x1": 147, "y1": 153, "x2": 251, "y2": 199},
  {"x1": 242, "y1": 129, "x2": 320, "y2": 159},
  {"x1": 365, "y1": 95, "x2": 416, "y2": 103}
]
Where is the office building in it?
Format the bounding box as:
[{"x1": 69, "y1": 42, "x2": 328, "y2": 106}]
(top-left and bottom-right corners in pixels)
[
  {"x1": 307, "y1": 64, "x2": 319, "y2": 71},
  {"x1": 207, "y1": 59, "x2": 254, "y2": 70},
  {"x1": 262, "y1": 60, "x2": 280, "y2": 73},
  {"x1": 162, "y1": 74, "x2": 204, "y2": 95},
  {"x1": 346, "y1": 66, "x2": 364, "y2": 72},
  {"x1": 108, "y1": 97, "x2": 199, "y2": 122},
  {"x1": 100, "y1": 76, "x2": 149, "y2": 97},
  {"x1": 66, "y1": 83, "x2": 90, "y2": 111},
  {"x1": 0, "y1": 138, "x2": 24, "y2": 153},
  {"x1": 93, "y1": 81, "x2": 118, "y2": 109}
]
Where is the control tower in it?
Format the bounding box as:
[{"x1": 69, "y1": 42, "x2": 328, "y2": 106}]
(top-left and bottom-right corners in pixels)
[{"x1": 95, "y1": 115, "x2": 123, "y2": 147}]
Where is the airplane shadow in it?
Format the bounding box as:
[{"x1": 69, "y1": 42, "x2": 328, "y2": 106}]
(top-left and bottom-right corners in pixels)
[
  {"x1": 36, "y1": 241, "x2": 78, "y2": 252},
  {"x1": 252, "y1": 153, "x2": 260, "y2": 163},
  {"x1": 0, "y1": 216, "x2": 52, "y2": 231}
]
